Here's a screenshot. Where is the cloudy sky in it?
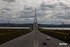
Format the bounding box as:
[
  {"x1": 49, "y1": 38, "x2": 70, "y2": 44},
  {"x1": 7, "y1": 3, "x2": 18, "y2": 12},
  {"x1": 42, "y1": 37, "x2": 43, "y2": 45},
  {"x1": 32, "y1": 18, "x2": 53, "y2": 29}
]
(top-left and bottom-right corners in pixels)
[{"x1": 0, "y1": 0, "x2": 70, "y2": 24}]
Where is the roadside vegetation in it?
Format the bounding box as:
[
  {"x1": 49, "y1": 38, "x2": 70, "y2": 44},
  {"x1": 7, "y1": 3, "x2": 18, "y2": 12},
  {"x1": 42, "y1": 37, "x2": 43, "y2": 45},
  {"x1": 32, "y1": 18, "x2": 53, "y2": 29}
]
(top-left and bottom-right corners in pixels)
[
  {"x1": 39, "y1": 29, "x2": 70, "y2": 44},
  {"x1": 0, "y1": 29, "x2": 32, "y2": 45}
]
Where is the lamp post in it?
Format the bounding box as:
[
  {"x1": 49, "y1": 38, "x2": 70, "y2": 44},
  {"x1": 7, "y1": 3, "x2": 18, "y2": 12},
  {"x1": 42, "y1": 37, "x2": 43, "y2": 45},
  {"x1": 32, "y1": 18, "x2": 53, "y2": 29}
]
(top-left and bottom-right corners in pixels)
[
  {"x1": 8, "y1": 21, "x2": 9, "y2": 33},
  {"x1": 62, "y1": 22, "x2": 64, "y2": 32},
  {"x1": 62, "y1": 22, "x2": 67, "y2": 45}
]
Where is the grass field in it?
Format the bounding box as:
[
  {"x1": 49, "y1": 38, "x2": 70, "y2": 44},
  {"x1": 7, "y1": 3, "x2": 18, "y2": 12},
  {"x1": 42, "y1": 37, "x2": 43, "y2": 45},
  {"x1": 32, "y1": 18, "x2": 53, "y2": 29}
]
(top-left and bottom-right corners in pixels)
[
  {"x1": 0, "y1": 29, "x2": 32, "y2": 45},
  {"x1": 39, "y1": 29, "x2": 70, "y2": 44}
]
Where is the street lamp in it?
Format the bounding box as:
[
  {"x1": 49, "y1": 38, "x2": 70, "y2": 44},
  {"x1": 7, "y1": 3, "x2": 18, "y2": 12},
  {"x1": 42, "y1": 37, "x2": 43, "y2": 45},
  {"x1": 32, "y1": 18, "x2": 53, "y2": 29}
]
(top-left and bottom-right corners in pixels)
[
  {"x1": 62, "y1": 22, "x2": 67, "y2": 44},
  {"x1": 62, "y1": 22, "x2": 64, "y2": 32},
  {"x1": 8, "y1": 21, "x2": 9, "y2": 33}
]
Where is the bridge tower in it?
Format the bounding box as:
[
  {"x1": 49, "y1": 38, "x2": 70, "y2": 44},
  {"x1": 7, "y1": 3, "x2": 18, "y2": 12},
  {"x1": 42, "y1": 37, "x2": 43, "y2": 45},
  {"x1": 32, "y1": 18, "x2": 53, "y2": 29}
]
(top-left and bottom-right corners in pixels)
[{"x1": 33, "y1": 8, "x2": 38, "y2": 30}]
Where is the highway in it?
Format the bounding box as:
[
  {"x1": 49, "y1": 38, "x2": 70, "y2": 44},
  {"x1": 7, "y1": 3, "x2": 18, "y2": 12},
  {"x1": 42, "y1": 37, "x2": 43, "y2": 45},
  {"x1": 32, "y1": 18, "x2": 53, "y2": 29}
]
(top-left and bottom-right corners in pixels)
[{"x1": 0, "y1": 30, "x2": 70, "y2": 47}]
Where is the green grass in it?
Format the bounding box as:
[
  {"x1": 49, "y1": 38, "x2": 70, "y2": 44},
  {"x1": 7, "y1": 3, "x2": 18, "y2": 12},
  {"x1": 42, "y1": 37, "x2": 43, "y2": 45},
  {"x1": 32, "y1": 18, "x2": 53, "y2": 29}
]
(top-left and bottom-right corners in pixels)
[
  {"x1": 0, "y1": 29, "x2": 32, "y2": 45},
  {"x1": 39, "y1": 29, "x2": 70, "y2": 44}
]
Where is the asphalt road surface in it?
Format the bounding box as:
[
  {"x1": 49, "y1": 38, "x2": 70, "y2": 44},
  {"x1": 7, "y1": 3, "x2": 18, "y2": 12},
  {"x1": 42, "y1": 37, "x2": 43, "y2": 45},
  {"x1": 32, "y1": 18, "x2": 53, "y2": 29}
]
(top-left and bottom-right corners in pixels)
[{"x1": 0, "y1": 30, "x2": 70, "y2": 47}]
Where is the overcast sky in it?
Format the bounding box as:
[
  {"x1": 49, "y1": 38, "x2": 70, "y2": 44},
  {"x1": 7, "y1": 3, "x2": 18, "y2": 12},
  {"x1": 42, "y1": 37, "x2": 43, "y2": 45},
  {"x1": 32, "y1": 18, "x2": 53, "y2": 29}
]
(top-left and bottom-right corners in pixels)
[{"x1": 0, "y1": 0, "x2": 70, "y2": 24}]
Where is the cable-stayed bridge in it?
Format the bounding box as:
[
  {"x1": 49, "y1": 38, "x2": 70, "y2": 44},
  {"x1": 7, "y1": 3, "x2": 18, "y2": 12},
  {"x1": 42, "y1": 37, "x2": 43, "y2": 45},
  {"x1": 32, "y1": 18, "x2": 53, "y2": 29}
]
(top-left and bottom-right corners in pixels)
[{"x1": 0, "y1": 8, "x2": 70, "y2": 47}]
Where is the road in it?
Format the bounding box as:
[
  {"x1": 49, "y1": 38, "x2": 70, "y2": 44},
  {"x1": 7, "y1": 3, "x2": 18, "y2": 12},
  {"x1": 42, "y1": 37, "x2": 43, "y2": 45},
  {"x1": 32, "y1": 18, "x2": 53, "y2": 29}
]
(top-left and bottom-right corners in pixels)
[{"x1": 0, "y1": 30, "x2": 70, "y2": 47}]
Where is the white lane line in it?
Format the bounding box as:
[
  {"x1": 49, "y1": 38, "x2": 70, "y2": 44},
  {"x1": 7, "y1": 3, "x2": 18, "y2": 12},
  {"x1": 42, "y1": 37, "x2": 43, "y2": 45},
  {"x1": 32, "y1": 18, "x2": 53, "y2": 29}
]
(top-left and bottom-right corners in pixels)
[{"x1": 34, "y1": 30, "x2": 39, "y2": 47}]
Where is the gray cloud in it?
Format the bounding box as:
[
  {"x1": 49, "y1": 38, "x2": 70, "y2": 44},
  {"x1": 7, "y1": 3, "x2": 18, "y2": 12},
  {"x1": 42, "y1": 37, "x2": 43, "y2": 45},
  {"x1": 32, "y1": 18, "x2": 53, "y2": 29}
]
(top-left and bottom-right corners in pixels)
[
  {"x1": 2, "y1": 0, "x2": 16, "y2": 3},
  {"x1": 56, "y1": 14, "x2": 70, "y2": 20},
  {"x1": 37, "y1": 1, "x2": 70, "y2": 24},
  {"x1": 0, "y1": 0, "x2": 70, "y2": 24}
]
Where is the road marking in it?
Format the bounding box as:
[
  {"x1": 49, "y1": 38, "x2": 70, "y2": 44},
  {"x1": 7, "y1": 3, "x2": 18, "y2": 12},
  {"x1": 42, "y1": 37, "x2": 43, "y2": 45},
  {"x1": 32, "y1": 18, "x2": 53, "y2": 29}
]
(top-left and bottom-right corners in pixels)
[{"x1": 59, "y1": 43, "x2": 68, "y2": 45}]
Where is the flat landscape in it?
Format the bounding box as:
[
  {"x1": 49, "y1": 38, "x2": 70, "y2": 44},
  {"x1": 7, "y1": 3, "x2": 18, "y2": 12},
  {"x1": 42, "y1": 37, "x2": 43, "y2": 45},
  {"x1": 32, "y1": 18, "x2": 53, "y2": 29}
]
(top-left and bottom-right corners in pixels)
[
  {"x1": 0, "y1": 29, "x2": 70, "y2": 47},
  {"x1": 0, "y1": 27, "x2": 70, "y2": 47},
  {"x1": 39, "y1": 29, "x2": 70, "y2": 44},
  {"x1": 0, "y1": 29, "x2": 32, "y2": 45}
]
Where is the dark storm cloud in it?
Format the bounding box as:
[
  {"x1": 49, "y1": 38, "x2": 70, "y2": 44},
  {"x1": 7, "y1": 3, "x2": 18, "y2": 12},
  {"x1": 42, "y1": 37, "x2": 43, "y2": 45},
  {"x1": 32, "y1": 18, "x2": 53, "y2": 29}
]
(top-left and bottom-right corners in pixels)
[{"x1": 2, "y1": 0, "x2": 16, "y2": 3}]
